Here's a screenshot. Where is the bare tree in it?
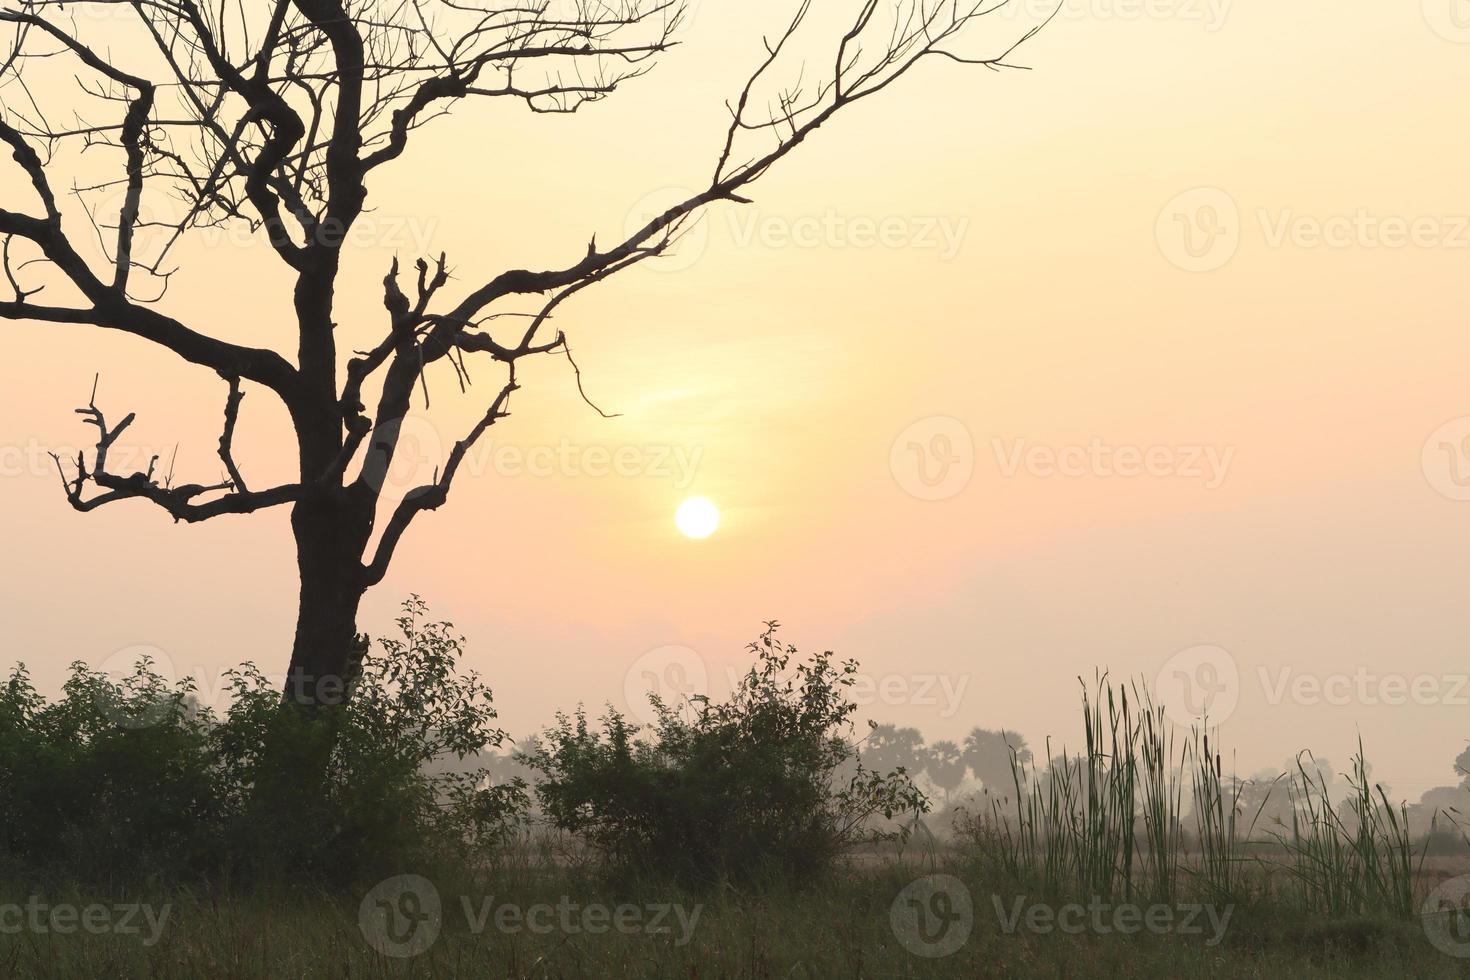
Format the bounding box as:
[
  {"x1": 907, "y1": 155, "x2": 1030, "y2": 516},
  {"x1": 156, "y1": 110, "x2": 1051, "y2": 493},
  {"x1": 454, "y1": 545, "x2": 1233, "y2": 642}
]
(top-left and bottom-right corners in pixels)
[{"x1": 0, "y1": 0, "x2": 1051, "y2": 706}]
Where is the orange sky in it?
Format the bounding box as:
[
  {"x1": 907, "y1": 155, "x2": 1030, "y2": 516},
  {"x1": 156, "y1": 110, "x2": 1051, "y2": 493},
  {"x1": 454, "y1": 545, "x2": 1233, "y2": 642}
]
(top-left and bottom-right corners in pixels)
[{"x1": 3, "y1": 1, "x2": 1470, "y2": 798}]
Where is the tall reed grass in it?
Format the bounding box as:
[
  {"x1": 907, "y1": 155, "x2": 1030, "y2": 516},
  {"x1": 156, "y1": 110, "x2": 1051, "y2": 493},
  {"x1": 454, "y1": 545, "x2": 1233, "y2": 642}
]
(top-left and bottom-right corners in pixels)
[{"x1": 979, "y1": 674, "x2": 1430, "y2": 918}]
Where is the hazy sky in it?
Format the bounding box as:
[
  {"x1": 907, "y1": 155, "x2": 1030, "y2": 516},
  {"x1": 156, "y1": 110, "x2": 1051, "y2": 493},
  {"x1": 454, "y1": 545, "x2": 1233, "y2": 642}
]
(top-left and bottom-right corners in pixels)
[{"x1": 3, "y1": 1, "x2": 1470, "y2": 799}]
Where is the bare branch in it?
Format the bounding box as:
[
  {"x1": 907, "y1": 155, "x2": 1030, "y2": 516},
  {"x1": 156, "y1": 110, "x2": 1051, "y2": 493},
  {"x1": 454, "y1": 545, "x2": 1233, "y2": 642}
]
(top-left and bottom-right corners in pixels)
[
  {"x1": 362, "y1": 369, "x2": 518, "y2": 587},
  {"x1": 218, "y1": 374, "x2": 249, "y2": 494},
  {"x1": 50, "y1": 375, "x2": 298, "y2": 522}
]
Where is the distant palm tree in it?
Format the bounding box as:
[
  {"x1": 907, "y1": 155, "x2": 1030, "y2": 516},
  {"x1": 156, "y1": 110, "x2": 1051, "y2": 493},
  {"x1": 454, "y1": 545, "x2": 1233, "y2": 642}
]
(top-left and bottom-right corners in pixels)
[
  {"x1": 862, "y1": 724, "x2": 928, "y2": 778},
  {"x1": 962, "y1": 727, "x2": 1033, "y2": 792},
  {"x1": 926, "y1": 740, "x2": 966, "y2": 805}
]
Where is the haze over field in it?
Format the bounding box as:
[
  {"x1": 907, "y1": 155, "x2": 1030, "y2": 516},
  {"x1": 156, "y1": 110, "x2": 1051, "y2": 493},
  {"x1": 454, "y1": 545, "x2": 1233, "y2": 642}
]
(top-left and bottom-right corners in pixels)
[{"x1": 3, "y1": 0, "x2": 1470, "y2": 803}]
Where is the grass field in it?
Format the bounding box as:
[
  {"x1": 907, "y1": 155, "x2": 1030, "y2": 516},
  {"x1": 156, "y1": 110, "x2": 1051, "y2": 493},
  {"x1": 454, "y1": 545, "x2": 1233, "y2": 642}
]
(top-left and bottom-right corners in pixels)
[{"x1": 3, "y1": 846, "x2": 1469, "y2": 978}]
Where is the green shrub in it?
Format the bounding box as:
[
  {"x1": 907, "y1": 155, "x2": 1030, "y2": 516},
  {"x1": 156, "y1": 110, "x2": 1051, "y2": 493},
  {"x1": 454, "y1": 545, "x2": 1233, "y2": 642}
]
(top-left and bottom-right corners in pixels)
[
  {"x1": 524, "y1": 623, "x2": 927, "y2": 888},
  {"x1": 0, "y1": 597, "x2": 525, "y2": 886},
  {"x1": 0, "y1": 659, "x2": 223, "y2": 883}
]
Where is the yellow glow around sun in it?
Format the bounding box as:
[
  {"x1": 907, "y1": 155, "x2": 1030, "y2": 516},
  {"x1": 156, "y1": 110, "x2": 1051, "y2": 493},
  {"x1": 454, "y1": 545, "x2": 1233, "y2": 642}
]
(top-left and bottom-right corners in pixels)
[{"x1": 675, "y1": 497, "x2": 720, "y2": 539}]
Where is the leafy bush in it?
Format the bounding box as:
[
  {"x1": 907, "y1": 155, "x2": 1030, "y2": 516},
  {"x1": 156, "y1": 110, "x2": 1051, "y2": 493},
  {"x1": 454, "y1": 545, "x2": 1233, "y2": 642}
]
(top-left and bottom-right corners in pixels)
[
  {"x1": 0, "y1": 659, "x2": 224, "y2": 883},
  {"x1": 0, "y1": 597, "x2": 525, "y2": 886},
  {"x1": 524, "y1": 623, "x2": 927, "y2": 888}
]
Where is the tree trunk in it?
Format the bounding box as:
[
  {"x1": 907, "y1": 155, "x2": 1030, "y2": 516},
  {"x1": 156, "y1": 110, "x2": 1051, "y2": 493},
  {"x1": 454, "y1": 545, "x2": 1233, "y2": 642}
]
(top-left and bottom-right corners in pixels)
[
  {"x1": 284, "y1": 493, "x2": 371, "y2": 708},
  {"x1": 249, "y1": 493, "x2": 373, "y2": 862}
]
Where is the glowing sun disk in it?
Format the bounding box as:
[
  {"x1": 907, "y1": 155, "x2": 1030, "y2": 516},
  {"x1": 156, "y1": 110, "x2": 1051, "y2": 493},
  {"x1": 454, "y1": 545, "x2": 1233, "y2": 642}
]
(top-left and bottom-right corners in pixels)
[{"x1": 675, "y1": 497, "x2": 720, "y2": 539}]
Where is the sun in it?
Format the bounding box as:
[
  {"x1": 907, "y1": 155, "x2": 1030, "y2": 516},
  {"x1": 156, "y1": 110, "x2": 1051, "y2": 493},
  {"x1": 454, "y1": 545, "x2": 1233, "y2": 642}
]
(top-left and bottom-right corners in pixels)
[{"x1": 675, "y1": 497, "x2": 720, "y2": 540}]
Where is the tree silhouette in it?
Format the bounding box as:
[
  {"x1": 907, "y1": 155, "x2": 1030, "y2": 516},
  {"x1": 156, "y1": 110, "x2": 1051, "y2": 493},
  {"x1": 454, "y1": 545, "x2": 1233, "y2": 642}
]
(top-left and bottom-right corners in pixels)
[
  {"x1": 861, "y1": 723, "x2": 928, "y2": 778},
  {"x1": 1412, "y1": 744, "x2": 1470, "y2": 838},
  {"x1": 926, "y1": 738, "x2": 966, "y2": 805},
  {"x1": 1454, "y1": 745, "x2": 1470, "y2": 785},
  {"x1": 1234, "y1": 768, "x2": 1292, "y2": 837},
  {"x1": 0, "y1": 1, "x2": 1050, "y2": 705},
  {"x1": 962, "y1": 726, "x2": 1031, "y2": 790}
]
